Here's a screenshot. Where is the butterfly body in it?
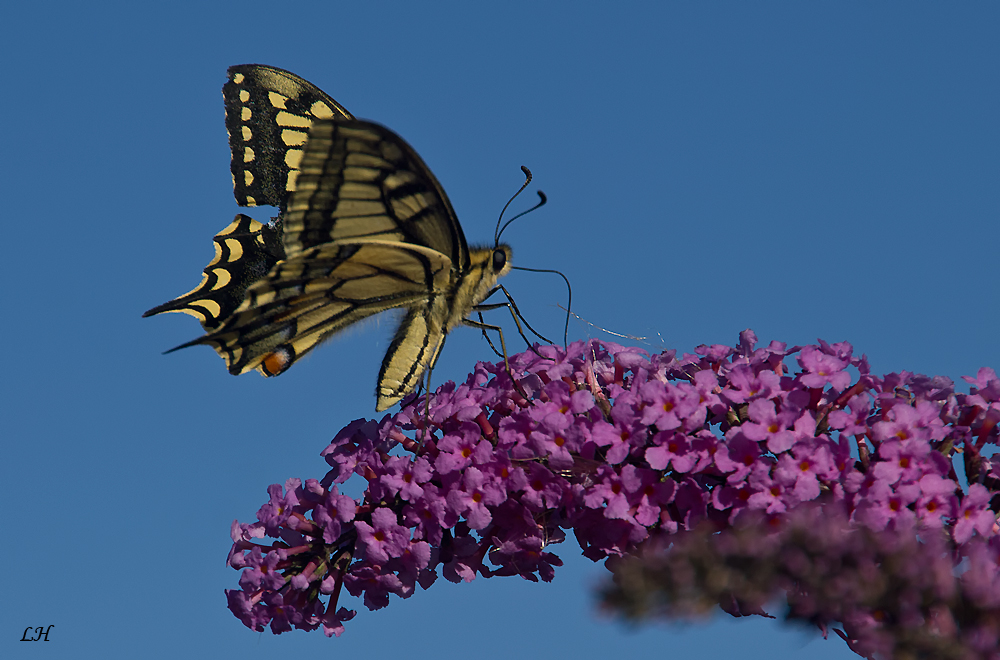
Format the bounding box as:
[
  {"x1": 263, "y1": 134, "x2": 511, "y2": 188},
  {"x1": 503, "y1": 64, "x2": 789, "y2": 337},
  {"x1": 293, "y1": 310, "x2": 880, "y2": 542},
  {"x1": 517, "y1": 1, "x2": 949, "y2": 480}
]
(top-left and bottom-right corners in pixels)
[{"x1": 146, "y1": 65, "x2": 514, "y2": 411}]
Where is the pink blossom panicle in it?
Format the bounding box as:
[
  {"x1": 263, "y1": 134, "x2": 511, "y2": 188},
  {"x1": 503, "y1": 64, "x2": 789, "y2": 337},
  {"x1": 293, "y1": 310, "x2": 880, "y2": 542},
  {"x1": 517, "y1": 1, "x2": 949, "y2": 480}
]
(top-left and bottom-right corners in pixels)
[{"x1": 226, "y1": 331, "x2": 1000, "y2": 655}]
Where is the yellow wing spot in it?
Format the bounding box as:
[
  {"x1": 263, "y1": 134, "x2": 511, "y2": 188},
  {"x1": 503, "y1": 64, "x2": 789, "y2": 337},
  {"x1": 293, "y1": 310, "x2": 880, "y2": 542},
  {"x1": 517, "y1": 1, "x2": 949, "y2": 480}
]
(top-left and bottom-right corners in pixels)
[
  {"x1": 281, "y1": 129, "x2": 308, "y2": 146},
  {"x1": 179, "y1": 308, "x2": 208, "y2": 323},
  {"x1": 275, "y1": 111, "x2": 311, "y2": 128},
  {"x1": 289, "y1": 331, "x2": 324, "y2": 355},
  {"x1": 385, "y1": 171, "x2": 419, "y2": 189},
  {"x1": 275, "y1": 261, "x2": 306, "y2": 278},
  {"x1": 228, "y1": 345, "x2": 244, "y2": 369},
  {"x1": 205, "y1": 241, "x2": 225, "y2": 267},
  {"x1": 303, "y1": 279, "x2": 336, "y2": 294},
  {"x1": 251, "y1": 289, "x2": 277, "y2": 306},
  {"x1": 268, "y1": 91, "x2": 289, "y2": 109},
  {"x1": 190, "y1": 299, "x2": 222, "y2": 318},
  {"x1": 241, "y1": 126, "x2": 252, "y2": 141},
  {"x1": 233, "y1": 73, "x2": 245, "y2": 84},
  {"x1": 341, "y1": 125, "x2": 378, "y2": 141},
  {"x1": 243, "y1": 147, "x2": 255, "y2": 163},
  {"x1": 209, "y1": 267, "x2": 232, "y2": 289},
  {"x1": 284, "y1": 148, "x2": 303, "y2": 169},
  {"x1": 217, "y1": 218, "x2": 242, "y2": 236},
  {"x1": 241, "y1": 107, "x2": 251, "y2": 121},
  {"x1": 173, "y1": 272, "x2": 211, "y2": 302},
  {"x1": 338, "y1": 277, "x2": 402, "y2": 299},
  {"x1": 332, "y1": 215, "x2": 399, "y2": 238},
  {"x1": 330, "y1": 259, "x2": 379, "y2": 279},
  {"x1": 245, "y1": 195, "x2": 256, "y2": 205},
  {"x1": 311, "y1": 100, "x2": 335, "y2": 119},
  {"x1": 244, "y1": 170, "x2": 254, "y2": 186},
  {"x1": 239, "y1": 89, "x2": 249, "y2": 102},
  {"x1": 286, "y1": 171, "x2": 299, "y2": 192},
  {"x1": 224, "y1": 238, "x2": 245, "y2": 260}
]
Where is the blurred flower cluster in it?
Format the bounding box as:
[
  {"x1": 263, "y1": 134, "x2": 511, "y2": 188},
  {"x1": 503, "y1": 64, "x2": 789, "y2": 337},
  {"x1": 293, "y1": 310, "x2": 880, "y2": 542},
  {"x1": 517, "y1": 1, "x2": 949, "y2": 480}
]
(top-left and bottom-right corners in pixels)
[{"x1": 226, "y1": 331, "x2": 1000, "y2": 657}]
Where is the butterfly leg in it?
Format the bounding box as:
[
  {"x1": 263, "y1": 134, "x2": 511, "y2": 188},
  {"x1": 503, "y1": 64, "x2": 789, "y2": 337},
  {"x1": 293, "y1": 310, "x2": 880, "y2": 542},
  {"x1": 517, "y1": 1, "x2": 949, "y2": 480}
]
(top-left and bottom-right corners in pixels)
[
  {"x1": 476, "y1": 285, "x2": 554, "y2": 346},
  {"x1": 473, "y1": 314, "x2": 545, "y2": 365},
  {"x1": 473, "y1": 289, "x2": 553, "y2": 364},
  {"x1": 462, "y1": 316, "x2": 533, "y2": 402},
  {"x1": 475, "y1": 310, "x2": 551, "y2": 370},
  {"x1": 474, "y1": 311, "x2": 505, "y2": 360},
  {"x1": 462, "y1": 316, "x2": 510, "y2": 373},
  {"x1": 420, "y1": 335, "x2": 448, "y2": 446}
]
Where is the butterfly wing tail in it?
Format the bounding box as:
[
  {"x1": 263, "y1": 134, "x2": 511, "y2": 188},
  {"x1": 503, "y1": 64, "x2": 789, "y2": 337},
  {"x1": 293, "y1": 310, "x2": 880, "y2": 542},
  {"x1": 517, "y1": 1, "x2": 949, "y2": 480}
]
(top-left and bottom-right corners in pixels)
[{"x1": 143, "y1": 214, "x2": 284, "y2": 330}]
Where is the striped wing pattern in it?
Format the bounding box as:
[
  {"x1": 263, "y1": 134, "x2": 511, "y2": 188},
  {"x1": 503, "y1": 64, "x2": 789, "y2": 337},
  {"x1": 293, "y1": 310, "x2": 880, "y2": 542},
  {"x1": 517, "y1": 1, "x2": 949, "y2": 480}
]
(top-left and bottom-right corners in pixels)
[{"x1": 224, "y1": 64, "x2": 354, "y2": 209}]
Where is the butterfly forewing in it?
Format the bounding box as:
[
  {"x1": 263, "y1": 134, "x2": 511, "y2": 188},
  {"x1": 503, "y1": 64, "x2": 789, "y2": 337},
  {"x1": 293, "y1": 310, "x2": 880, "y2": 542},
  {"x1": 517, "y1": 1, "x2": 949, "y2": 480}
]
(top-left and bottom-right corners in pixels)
[
  {"x1": 281, "y1": 120, "x2": 469, "y2": 269},
  {"x1": 224, "y1": 64, "x2": 354, "y2": 209}
]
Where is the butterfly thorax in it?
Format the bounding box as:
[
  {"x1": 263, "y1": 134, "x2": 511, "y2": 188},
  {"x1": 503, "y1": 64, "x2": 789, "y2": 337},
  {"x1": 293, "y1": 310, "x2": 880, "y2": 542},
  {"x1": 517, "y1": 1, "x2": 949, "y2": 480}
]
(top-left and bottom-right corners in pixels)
[{"x1": 443, "y1": 243, "x2": 512, "y2": 330}]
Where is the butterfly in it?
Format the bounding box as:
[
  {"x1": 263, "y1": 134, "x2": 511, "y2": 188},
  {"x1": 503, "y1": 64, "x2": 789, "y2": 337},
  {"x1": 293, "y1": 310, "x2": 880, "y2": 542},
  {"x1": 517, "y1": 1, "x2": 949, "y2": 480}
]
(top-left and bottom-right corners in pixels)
[{"x1": 144, "y1": 64, "x2": 529, "y2": 411}]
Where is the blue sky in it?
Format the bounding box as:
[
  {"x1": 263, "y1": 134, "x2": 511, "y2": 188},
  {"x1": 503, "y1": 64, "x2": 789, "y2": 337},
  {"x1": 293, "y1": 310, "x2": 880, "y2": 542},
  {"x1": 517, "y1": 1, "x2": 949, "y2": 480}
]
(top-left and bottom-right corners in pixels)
[{"x1": 4, "y1": 3, "x2": 997, "y2": 659}]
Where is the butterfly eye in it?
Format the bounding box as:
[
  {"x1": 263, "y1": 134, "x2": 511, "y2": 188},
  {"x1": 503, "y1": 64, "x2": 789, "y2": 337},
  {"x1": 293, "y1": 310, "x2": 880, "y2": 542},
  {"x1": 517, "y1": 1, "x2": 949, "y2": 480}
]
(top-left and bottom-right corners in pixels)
[{"x1": 492, "y1": 249, "x2": 507, "y2": 272}]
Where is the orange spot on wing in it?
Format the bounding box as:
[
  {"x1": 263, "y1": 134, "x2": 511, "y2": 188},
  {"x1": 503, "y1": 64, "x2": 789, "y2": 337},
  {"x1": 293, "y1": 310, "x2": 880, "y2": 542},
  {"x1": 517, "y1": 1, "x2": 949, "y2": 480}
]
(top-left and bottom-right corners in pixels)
[{"x1": 261, "y1": 348, "x2": 292, "y2": 376}]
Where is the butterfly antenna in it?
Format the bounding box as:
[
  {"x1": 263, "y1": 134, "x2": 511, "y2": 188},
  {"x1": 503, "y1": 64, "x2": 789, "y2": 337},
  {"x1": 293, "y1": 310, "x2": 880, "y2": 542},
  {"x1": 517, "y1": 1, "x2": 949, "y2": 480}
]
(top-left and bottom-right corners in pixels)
[
  {"x1": 494, "y1": 166, "x2": 539, "y2": 245},
  {"x1": 511, "y1": 265, "x2": 572, "y2": 347},
  {"x1": 497, "y1": 190, "x2": 547, "y2": 244}
]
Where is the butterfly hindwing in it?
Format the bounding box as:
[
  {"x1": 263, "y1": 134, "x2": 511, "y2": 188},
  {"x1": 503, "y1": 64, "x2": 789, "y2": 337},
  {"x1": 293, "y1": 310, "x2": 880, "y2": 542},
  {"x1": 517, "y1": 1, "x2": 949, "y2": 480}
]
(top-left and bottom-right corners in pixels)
[
  {"x1": 175, "y1": 240, "x2": 454, "y2": 383},
  {"x1": 142, "y1": 214, "x2": 284, "y2": 330},
  {"x1": 378, "y1": 296, "x2": 452, "y2": 408},
  {"x1": 224, "y1": 64, "x2": 354, "y2": 209}
]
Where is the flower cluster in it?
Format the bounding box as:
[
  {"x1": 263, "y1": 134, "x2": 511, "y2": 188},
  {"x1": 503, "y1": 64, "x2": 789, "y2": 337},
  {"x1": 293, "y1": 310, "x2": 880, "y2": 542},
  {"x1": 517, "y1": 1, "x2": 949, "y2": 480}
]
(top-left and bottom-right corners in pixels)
[
  {"x1": 226, "y1": 331, "x2": 1000, "y2": 656},
  {"x1": 602, "y1": 503, "x2": 1000, "y2": 660}
]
